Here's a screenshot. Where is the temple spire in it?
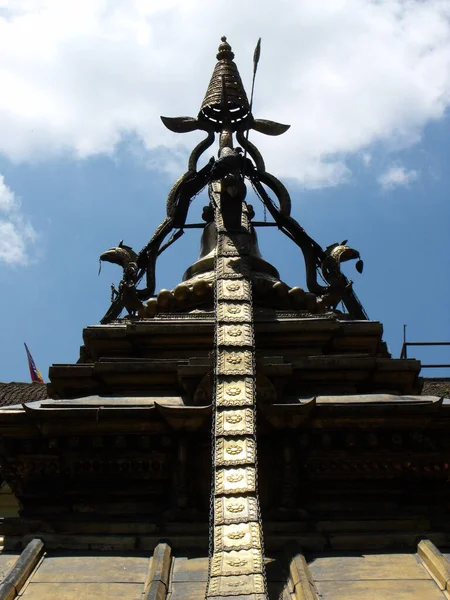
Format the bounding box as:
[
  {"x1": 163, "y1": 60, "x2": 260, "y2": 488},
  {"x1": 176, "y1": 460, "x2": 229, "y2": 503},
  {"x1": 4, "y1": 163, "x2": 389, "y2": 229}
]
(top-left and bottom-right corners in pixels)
[
  {"x1": 199, "y1": 37, "x2": 250, "y2": 130},
  {"x1": 99, "y1": 37, "x2": 367, "y2": 326}
]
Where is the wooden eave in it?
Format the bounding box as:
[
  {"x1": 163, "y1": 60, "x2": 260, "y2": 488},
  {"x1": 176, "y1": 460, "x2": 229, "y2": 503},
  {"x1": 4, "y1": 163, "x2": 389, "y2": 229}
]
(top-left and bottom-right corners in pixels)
[{"x1": 0, "y1": 394, "x2": 447, "y2": 437}]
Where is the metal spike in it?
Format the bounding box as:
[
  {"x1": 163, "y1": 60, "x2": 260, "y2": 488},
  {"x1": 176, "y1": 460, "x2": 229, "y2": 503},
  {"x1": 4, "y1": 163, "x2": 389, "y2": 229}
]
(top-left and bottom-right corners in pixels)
[{"x1": 253, "y1": 38, "x2": 261, "y2": 70}]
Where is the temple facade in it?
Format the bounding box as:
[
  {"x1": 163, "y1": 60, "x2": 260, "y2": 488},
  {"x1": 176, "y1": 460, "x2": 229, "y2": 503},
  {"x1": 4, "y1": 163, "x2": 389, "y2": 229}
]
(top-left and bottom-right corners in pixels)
[{"x1": 0, "y1": 38, "x2": 449, "y2": 600}]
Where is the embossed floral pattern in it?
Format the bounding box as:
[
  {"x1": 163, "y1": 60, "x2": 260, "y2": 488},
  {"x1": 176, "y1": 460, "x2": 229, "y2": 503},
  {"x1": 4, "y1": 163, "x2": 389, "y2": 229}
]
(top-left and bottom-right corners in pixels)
[
  {"x1": 227, "y1": 502, "x2": 245, "y2": 513},
  {"x1": 226, "y1": 473, "x2": 244, "y2": 483},
  {"x1": 226, "y1": 385, "x2": 242, "y2": 396},
  {"x1": 227, "y1": 559, "x2": 247, "y2": 567},
  {"x1": 228, "y1": 326, "x2": 242, "y2": 337},
  {"x1": 226, "y1": 282, "x2": 240, "y2": 292},
  {"x1": 227, "y1": 530, "x2": 246, "y2": 540},
  {"x1": 226, "y1": 443, "x2": 243, "y2": 455},
  {"x1": 225, "y1": 413, "x2": 243, "y2": 424},
  {"x1": 226, "y1": 353, "x2": 242, "y2": 364},
  {"x1": 226, "y1": 306, "x2": 241, "y2": 314}
]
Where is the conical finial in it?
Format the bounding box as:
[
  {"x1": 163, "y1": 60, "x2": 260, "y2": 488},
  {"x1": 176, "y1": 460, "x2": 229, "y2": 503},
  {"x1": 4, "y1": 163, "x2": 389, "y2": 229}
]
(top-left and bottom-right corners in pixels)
[
  {"x1": 216, "y1": 36, "x2": 234, "y2": 61},
  {"x1": 199, "y1": 36, "x2": 250, "y2": 130}
]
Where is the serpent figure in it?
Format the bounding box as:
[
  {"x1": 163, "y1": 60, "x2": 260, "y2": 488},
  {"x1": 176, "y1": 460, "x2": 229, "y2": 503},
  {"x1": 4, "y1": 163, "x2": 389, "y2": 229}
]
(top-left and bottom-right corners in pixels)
[
  {"x1": 99, "y1": 241, "x2": 143, "y2": 322},
  {"x1": 320, "y1": 242, "x2": 364, "y2": 310}
]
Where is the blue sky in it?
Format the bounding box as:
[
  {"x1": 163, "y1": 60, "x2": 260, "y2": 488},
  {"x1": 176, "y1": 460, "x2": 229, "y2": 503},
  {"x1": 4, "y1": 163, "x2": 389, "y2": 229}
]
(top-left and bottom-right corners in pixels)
[{"x1": 0, "y1": 0, "x2": 449, "y2": 382}]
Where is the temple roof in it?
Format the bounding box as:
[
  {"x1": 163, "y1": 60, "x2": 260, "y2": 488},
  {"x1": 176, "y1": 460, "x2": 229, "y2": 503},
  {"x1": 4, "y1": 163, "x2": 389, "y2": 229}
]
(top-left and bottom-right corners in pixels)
[
  {"x1": 422, "y1": 378, "x2": 450, "y2": 398},
  {"x1": 0, "y1": 382, "x2": 48, "y2": 407}
]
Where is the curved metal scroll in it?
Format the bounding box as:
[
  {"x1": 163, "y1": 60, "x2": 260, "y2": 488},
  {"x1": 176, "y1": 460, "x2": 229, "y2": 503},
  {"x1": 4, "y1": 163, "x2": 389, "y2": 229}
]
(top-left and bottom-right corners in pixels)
[{"x1": 249, "y1": 170, "x2": 367, "y2": 319}]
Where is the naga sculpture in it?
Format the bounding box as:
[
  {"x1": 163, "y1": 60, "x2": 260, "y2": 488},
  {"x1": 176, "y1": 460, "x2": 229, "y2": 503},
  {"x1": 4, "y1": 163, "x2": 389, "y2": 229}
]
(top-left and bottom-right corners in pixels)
[
  {"x1": 320, "y1": 241, "x2": 364, "y2": 310},
  {"x1": 99, "y1": 241, "x2": 143, "y2": 322}
]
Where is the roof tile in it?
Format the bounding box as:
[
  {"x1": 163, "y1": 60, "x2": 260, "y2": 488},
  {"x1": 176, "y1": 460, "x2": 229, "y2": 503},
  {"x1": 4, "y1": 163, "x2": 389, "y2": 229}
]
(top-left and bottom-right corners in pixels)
[{"x1": 0, "y1": 382, "x2": 48, "y2": 406}]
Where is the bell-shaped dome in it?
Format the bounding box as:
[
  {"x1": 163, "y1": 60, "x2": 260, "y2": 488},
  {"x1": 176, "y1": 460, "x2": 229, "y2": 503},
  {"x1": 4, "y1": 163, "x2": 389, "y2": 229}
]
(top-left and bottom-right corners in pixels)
[{"x1": 182, "y1": 221, "x2": 279, "y2": 281}]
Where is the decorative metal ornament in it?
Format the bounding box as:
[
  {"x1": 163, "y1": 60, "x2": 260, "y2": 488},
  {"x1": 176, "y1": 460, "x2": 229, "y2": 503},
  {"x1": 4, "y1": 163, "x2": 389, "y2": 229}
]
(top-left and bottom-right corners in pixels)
[
  {"x1": 217, "y1": 302, "x2": 252, "y2": 323},
  {"x1": 217, "y1": 279, "x2": 251, "y2": 301},
  {"x1": 214, "y1": 522, "x2": 263, "y2": 552},
  {"x1": 217, "y1": 257, "x2": 251, "y2": 279},
  {"x1": 217, "y1": 349, "x2": 253, "y2": 376},
  {"x1": 216, "y1": 377, "x2": 254, "y2": 407},
  {"x1": 215, "y1": 467, "x2": 256, "y2": 495},
  {"x1": 215, "y1": 496, "x2": 259, "y2": 525},
  {"x1": 100, "y1": 35, "x2": 367, "y2": 326},
  {"x1": 207, "y1": 574, "x2": 265, "y2": 596},
  {"x1": 215, "y1": 437, "x2": 256, "y2": 466},
  {"x1": 218, "y1": 323, "x2": 253, "y2": 346},
  {"x1": 216, "y1": 408, "x2": 254, "y2": 436},
  {"x1": 211, "y1": 549, "x2": 263, "y2": 576},
  {"x1": 200, "y1": 36, "x2": 251, "y2": 129}
]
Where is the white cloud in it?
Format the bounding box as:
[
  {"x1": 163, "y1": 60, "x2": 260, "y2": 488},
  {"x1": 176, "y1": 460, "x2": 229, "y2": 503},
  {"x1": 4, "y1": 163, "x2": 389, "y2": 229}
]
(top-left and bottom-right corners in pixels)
[
  {"x1": 0, "y1": 175, "x2": 36, "y2": 265},
  {"x1": 0, "y1": 175, "x2": 16, "y2": 212},
  {"x1": 378, "y1": 165, "x2": 418, "y2": 189},
  {"x1": 0, "y1": 0, "x2": 449, "y2": 188},
  {"x1": 362, "y1": 153, "x2": 372, "y2": 167}
]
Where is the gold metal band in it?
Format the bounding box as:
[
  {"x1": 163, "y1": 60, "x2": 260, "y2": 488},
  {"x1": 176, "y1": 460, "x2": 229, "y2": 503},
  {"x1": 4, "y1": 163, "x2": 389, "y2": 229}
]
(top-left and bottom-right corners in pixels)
[
  {"x1": 215, "y1": 437, "x2": 256, "y2": 466},
  {"x1": 208, "y1": 574, "x2": 265, "y2": 596},
  {"x1": 206, "y1": 183, "x2": 267, "y2": 598}
]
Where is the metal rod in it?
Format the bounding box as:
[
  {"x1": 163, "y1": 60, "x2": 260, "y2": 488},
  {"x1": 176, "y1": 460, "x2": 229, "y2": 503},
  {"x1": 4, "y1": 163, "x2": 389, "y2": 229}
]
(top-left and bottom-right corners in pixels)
[
  {"x1": 404, "y1": 342, "x2": 450, "y2": 347},
  {"x1": 242, "y1": 38, "x2": 261, "y2": 168},
  {"x1": 400, "y1": 325, "x2": 408, "y2": 358},
  {"x1": 183, "y1": 221, "x2": 279, "y2": 229},
  {"x1": 400, "y1": 339, "x2": 450, "y2": 369}
]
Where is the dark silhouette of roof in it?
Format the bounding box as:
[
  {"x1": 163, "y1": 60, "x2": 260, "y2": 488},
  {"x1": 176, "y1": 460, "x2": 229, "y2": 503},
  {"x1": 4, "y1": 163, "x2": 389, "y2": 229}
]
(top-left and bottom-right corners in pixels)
[
  {"x1": 0, "y1": 382, "x2": 48, "y2": 407},
  {"x1": 0, "y1": 380, "x2": 448, "y2": 407}
]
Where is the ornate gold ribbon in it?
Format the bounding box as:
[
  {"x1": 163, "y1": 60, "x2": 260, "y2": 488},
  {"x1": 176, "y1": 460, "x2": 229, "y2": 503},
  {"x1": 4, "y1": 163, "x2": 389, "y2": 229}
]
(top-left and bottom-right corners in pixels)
[{"x1": 206, "y1": 180, "x2": 267, "y2": 599}]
